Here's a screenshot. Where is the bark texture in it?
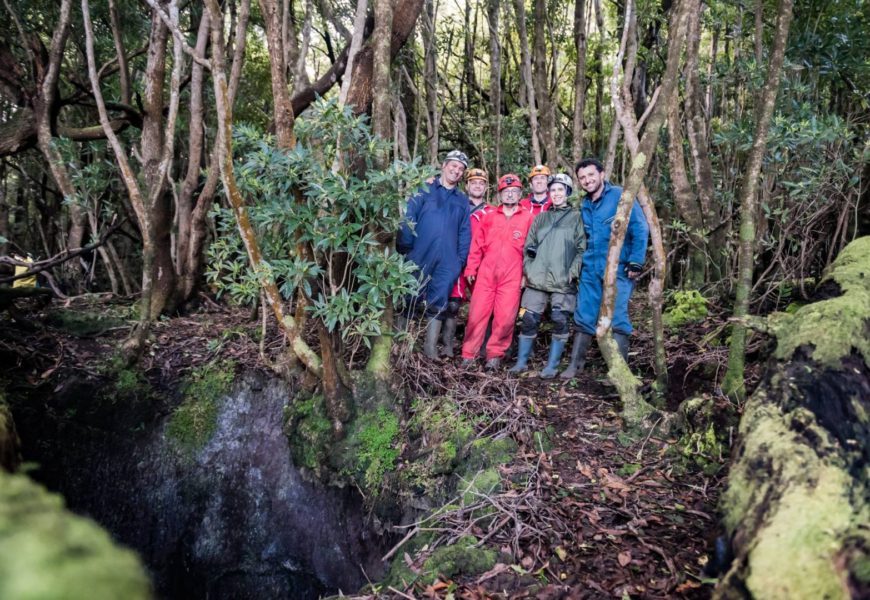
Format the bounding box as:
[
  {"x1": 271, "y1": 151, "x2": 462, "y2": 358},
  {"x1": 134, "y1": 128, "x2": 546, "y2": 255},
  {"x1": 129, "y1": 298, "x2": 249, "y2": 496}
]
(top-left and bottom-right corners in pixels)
[
  {"x1": 717, "y1": 236, "x2": 870, "y2": 599},
  {"x1": 723, "y1": 0, "x2": 794, "y2": 400}
]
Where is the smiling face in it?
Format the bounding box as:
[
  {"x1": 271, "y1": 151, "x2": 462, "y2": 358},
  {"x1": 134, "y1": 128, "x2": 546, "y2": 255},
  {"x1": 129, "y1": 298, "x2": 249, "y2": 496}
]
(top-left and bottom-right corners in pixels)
[
  {"x1": 530, "y1": 174, "x2": 549, "y2": 195},
  {"x1": 441, "y1": 159, "x2": 467, "y2": 188},
  {"x1": 576, "y1": 165, "x2": 605, "y2": 198},
  {"x1": 549, "y1": 183, "x2": 568, "y2": 207},
  {"x1": 466, "y1": 178, "x2": 488, "y2": 201}
]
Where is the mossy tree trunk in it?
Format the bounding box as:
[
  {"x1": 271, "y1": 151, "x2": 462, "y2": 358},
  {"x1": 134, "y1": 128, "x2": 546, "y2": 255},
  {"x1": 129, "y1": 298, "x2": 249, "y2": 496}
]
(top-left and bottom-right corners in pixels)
[
  {"x1": 722, "y1": 0, "x2": 794, "y2": 401},
  {"x1": 717, "y1": 236, "x2": 870, "y2": 598}
]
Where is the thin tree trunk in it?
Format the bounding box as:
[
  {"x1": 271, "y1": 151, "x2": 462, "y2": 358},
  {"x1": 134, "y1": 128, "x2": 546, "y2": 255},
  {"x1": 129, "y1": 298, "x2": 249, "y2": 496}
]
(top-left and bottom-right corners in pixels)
[
  {"x1": 754, "y1": 0, "x2": 763, "y2": 64},
  {"x1": 204, "y1": 0, "x2": 323, "y2": 381},
  {"x1": 82, "y1": 0, "x2": 156, "y2": 361},
  {"x1": 667, "y1": 88, "x2": 706, "y2": 287},
  {"x1": 514, "y1": 0, "x2": 541, "y2": 164},
  {"x1": 532, "y1": 0, "x2": 556, "y2": 164},
  {"x1": 337, "y1": 0, "x2": 368, "y2": 105},
  {"x1": 723, "y1": 0, "x2": 793, "y2": 401},
  {"x1": 365, "y1": 0, "x2": 396, "y2": 379},
  {"x1": 108, "y1": 0, "x2": 131, "y2": 105},
  {"x1": 139, "y1": 1, "x2": 174, "y2": 318},
  {"x1": 259, "y1": 0, "x2": 297, "y2": 147},
  {"x1": 572, "y1": 0, "x2": 588, "y2": 162},
  {"x1": 175, "y1": 11, "x2": 210, "y2": 301},
  {"x1": 488, "y1": 0, "x2": 501, "y2": 174},
  {"x1": 598, "y1": 0, "x2": 689, "y2": 426},
  {"x1": 180, "y1": 0, "x2": 250, "y2": 304},
  {"x1": 593, "y1": 0, "x2": 605, "y2": 155},
  {"x1": 31, "y1": 0, "x2": 84, "y2": 290},
  {"x1": 422, "y1": 0, "x2": 439, "y2": 164}
]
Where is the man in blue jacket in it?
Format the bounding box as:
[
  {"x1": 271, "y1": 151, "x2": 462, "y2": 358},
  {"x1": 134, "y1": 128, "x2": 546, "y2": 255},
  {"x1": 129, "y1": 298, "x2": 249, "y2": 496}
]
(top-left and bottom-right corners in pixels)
[
  {"x1": 561, "y1": 158, "x2": 649, "y2": 379},
  {"x1": 397, "y1": 150, "x2": 472, "y2": 358}
]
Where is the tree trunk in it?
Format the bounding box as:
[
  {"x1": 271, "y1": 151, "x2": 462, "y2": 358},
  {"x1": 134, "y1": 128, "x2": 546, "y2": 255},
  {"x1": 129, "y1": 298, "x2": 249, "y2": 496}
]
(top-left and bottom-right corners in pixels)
[
  {"x1": 205, "y1": 0, "x2": 323, "y2": 381},
  {"x1": 139, "y1": 2, "x2": 174, "y2": 319},
  {"x1": 365, "y1": 0, "x2": 396, "y2": 379},
  {"x1": 175, "y1": 11, "x2": 211, "y2": 303},
  {"x1": 716, "y1": 237, "x2": 870, "y2": 599},
  {"x1": 593, "y1": 0, "x2": 605, "y2": 155},
  {"x1": 722, "y1": 0, "x2": 793, "y2": 401},
  {"x1": 259, "y1": 0, "x2": 297, "y2": 147},
  {"x1": 82, "y1": 0, "x2": 156, "y2": 361},
  {"x1": 599, "y1": 0, "x2": 689, "y2": 427},
  {"x1": 666, "y1": 87, "x2": 706, "y2": 288},
  {"x1": 572, "y1": 0, "x2": 588, "y2": 162},
  {"x1": 532, "y1": 0, "x2": 556, "y2": 164},
  {"x1": 422, "y1": 0, "x2": 439, "y2": 163},
  {"x1": 514, "y1": 0, "x2": 542, "y2": 165},
  {"x1": 488, "y1": 0, "x2": 501, "y2": 174}
]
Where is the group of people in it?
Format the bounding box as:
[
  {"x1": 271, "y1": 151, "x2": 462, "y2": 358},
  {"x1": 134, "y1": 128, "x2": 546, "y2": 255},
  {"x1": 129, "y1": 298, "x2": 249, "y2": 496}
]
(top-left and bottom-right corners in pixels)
[{"x1": 396, "y1": 150, "x2": 649, "y2": 379}]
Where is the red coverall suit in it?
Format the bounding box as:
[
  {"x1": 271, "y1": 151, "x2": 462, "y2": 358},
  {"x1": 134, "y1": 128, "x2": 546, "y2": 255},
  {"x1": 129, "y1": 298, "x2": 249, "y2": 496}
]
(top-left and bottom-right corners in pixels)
[
  {"x1": 461, "y1": 206, "x2": 534, "y2": 359},
  {"x1": 520, "y1": 193, "x2": 551, "y2": 216}
]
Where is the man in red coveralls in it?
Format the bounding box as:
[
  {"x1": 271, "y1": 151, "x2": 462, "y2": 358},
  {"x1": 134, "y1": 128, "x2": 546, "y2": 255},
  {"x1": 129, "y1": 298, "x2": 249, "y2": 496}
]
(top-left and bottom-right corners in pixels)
[
  {"x1": 520, "y1": 164, "x2": 552, "y2": 215},
  {"x1": 460, "y1": 174, "x2": 535, "y2": 370}
]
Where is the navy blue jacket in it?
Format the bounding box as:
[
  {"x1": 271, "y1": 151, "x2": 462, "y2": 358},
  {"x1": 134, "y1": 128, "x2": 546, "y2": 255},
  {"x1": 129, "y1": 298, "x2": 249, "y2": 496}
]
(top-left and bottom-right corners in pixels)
[
  {"x1": 581, "y1": 181, "x2": 649, "y2": 276},
  {"x1": 397, "y1": 178, "x2": 472, "y2": 268}
]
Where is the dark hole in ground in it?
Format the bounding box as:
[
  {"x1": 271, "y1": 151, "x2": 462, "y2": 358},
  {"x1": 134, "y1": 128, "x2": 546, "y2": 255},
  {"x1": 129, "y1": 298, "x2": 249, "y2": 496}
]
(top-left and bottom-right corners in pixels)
[{"x1": 7, "y1": 371, "x2": 388, "y2": 599}]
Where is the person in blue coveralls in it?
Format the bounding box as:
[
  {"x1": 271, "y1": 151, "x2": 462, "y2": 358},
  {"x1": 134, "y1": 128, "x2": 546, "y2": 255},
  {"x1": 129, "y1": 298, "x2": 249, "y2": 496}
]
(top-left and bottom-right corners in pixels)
[
  {"x1": 397, "y1": 150, "x2": 472, "y2": 358},
  {"x1": 560, "y1": 158, "x2": 649, "y2": 379}
]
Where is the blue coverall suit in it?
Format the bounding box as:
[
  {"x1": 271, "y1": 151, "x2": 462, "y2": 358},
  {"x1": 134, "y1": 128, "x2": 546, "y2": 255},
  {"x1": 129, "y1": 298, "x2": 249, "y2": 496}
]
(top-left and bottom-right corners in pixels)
[
  {"x1": 573, "y1": 181, "x2": 649, "y2": 335},
  {"x1": 397, "y1": 177, "x2": 472, "y2": 318}
]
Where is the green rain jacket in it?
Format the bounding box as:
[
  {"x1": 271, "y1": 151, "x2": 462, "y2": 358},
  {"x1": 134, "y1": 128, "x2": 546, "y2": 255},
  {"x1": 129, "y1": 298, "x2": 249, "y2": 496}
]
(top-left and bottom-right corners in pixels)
[{"x1": 522, "y1": 203, "x2": 586, "y2": 294}]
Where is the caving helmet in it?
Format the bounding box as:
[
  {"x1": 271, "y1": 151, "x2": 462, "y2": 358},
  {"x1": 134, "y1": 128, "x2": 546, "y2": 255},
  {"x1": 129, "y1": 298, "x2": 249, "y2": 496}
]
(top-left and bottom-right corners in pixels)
[{"x1": 547, "y1": 173, "x2": 574, "y2": 197}]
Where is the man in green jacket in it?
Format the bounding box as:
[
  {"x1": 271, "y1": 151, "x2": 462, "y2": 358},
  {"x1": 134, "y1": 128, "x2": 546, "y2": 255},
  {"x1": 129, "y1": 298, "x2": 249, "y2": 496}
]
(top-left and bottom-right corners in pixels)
[{"x1": 509, "y1": 173, "x2": 586, "y2": 377}]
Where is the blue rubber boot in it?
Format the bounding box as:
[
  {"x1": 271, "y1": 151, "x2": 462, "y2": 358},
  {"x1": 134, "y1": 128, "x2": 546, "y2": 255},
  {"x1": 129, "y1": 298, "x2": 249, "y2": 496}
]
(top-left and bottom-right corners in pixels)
[
  {"x1": 540, "y1": 335, "x2": 568, "y2": 379},
  {"x1": 508, "y1": 335, "x2": 535, "y2": 374}
]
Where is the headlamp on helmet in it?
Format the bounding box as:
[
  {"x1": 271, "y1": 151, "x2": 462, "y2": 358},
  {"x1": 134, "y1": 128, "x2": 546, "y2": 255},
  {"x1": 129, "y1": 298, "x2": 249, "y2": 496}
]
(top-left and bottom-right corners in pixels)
[{"x1": 444, "y1": 150, "x2": 469, "y2": 168}]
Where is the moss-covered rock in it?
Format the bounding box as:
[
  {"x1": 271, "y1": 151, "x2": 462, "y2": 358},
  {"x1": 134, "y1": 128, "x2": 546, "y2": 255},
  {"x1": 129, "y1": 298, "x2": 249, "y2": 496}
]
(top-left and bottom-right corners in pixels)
[
  {"x1": 166, "y1": 360, "x2": 236, "y2": 452},
  {"x1": 0, "y1": 471, "x2": 151, "y2": 599},
  {"x1": 421, "y1": 535, "x2": 498, "y2": 584},
  {"x1": 44, "y1": 308, "x2": 128, "y2": 337}
]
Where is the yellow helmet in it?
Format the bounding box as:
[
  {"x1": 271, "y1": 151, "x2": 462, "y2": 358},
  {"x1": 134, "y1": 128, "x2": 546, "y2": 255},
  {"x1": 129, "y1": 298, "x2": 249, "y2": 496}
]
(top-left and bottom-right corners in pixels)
[
  {"x1": 528, "y1": 164, "x2": 551, "y2": 179},
  {"x1": 465, "y1": 168, "x2": 488, "y2": 183}
]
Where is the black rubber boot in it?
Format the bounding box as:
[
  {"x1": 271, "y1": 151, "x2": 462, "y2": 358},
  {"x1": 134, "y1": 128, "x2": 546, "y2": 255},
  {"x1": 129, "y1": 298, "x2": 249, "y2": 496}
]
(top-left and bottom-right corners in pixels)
[
  {"x1": 613, "y1": 332, "x2": 630, "y2": 363},
  {"x1": 423, "y1": 318, "x2": 443, "y2": 359},
  {"x1": 441, "y1": 317, "x2": 457, "y2": 357},
  {"x1": 560, "y1": 332, "x2": 593, "y2": 379}
]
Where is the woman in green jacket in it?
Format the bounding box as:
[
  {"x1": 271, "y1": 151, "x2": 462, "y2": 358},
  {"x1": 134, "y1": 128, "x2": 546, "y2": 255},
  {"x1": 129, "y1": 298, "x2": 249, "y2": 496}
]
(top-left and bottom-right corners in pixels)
[{"x1": 509, "y1": 173, "x2": 586, "y2": 377}]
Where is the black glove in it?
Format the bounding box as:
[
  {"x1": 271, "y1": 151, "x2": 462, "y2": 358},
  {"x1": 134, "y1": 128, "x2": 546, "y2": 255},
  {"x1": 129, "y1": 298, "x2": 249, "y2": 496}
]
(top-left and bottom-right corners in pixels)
[{"x1": 625, "y1": 263, "x2": 643, "y2": 276}]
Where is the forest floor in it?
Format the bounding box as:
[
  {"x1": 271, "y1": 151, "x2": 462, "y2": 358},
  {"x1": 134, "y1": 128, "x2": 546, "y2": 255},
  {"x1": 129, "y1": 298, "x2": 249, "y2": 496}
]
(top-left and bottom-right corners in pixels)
[{"x1": 0, "y1": 293, "x2": 745, "y2": 599}]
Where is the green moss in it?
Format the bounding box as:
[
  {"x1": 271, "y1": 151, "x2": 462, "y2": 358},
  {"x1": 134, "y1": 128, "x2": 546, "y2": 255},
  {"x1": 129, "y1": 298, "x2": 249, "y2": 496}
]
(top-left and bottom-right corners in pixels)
[
  {"x1": 166, "y1": 360, "x2": 236, "y2": 452},
  {"x1": 286, "y1": 394, "x2": 333, "y2": 473},
  {"x1": 720, "y1": 389, "x2": 867, "y2": 598},
  {"x1": 343, "y1": 407, "x2": 400, "y2": 490},
  {"x1": 460, "y1": 468, "x2": 501, "y2": 507},
  {"x1": 0, "y1": 471, "x2": 151, "y2": 599},
  {"x1": 663, "y1": 290, "x2": 709, "y2": 329},
  {"x1": 852, "y1": 555, "x2": 870, "y2": 585},
  {"x1": 421, "y1": 535, "x2": 497, "y2": 584},
  {"x1": 464, "y1": 437, "x2": 517, "y2": 472},
  {"x1": 770, "y1": 236, "x2": 870, "y2": 368},
  {"x1": 617, "y1": 463, "x2": 641, "y2": 477}
]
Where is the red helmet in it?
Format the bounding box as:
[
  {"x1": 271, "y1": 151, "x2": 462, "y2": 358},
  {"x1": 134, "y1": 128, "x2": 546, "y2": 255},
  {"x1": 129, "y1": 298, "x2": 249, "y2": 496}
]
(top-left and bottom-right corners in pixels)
[{"x1": 497, "y1": 173, "x2": 523, "y2": 192}]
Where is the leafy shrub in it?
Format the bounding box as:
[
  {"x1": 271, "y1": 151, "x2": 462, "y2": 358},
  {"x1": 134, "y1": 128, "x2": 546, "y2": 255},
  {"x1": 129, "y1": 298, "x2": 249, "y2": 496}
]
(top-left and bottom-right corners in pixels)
[{"x1": 207, "y1": 98, "x2": 433, "y2": 349}]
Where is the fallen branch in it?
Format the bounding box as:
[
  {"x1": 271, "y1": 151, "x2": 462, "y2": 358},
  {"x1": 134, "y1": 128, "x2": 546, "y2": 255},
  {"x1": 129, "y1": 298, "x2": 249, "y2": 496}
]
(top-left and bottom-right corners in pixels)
[{"x1": 0, "y1": 218, "x2": 128, "y2": 284}]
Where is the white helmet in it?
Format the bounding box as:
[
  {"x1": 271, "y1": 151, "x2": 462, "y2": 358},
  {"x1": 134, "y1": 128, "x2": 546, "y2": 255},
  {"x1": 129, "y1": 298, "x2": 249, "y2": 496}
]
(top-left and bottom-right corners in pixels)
[{"x1": 547, "y1": 173, "x2": 574, "y2": 196}]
